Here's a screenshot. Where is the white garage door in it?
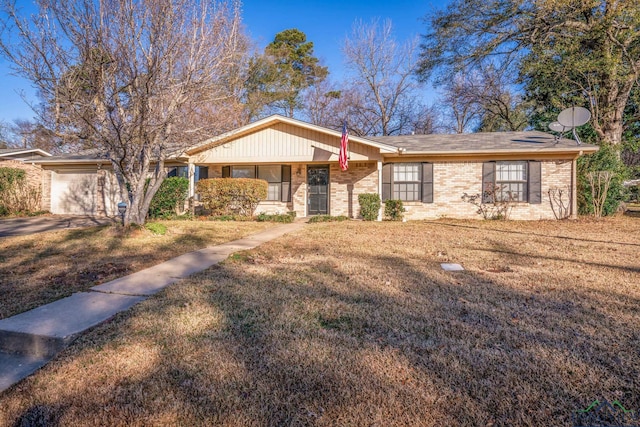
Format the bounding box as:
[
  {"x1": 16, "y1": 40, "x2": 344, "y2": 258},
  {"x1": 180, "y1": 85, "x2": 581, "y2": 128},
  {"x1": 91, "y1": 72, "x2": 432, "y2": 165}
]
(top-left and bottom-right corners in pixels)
[{"x1": 51, "y1": 171, "x2": 99, "y2": 215}]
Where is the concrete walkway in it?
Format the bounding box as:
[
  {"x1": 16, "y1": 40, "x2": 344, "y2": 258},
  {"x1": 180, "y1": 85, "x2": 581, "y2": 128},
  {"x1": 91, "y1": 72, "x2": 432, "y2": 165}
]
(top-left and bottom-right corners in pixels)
[{"x1": 0, "y1": 221, "x2": 306, "y2": 393}]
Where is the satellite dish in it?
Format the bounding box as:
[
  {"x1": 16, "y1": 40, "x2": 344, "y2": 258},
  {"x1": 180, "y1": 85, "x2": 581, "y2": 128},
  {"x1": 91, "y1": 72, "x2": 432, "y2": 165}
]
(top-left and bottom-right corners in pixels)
[
  {"x1": 548, "y1": 121, "x2": 569, "y2": 133},
  {"x1": 557, "y1": 107, "x2": 591, "y2": 128},
  {"x1": 555, "y1": 106, "x2": 591, "y2": 145}
]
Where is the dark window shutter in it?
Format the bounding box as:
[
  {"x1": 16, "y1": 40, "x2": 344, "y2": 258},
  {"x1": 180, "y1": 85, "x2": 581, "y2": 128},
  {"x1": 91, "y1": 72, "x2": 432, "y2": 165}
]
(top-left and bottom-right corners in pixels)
[
  {"x1": 382, "y1": 163, "x2": 392, "y2": 201},
  {"x1": 222, "y1": 166, "x2": 230, "y2": 178},
  {"x1": 199, "y1": 166, "x2": 208, "y2": 180},
  {"x1": 528, "y1": 161, "x2": 542, "y2": 204},
  {"x1": 421, "y1": 163, "x2": 434, "y2": 203},
  {"x1": 281, "y1": 165, "x2": 291, "y2": 202},
  {"x1": 482, "y1": 162, "x2": 496, "y2": 203}
]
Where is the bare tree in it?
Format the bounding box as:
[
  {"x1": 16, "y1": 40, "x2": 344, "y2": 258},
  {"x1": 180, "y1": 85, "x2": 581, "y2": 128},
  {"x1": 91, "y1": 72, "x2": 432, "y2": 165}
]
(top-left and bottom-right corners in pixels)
[
  {"x1": 0, "y1": 0, "x2": 247, "y2": 225},
  {"x1": 440, "y1": 74, "x2": 482, "y2": 134},
  {"x1": 342, "y1": 19, "x2": 429, "y2": 136},
  {"x1": 439, "y1": 67, "x2": 528, "y2": 133},
  {"x1": 301, "y1": 79, "x2": 343, "y2": 128}
]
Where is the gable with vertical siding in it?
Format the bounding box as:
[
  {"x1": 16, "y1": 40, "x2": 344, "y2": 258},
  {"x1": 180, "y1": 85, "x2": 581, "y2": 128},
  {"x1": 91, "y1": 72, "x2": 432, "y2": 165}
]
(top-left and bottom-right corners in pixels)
[{"x1": 192, "y1": 122, "x2": 383, "y2": 164}]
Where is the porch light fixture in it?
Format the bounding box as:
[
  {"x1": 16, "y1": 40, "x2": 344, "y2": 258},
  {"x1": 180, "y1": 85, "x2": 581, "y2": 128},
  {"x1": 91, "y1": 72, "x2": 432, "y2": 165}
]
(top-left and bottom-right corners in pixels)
[{"x1": 117, "y1": 201, "x2": 127, "y2": 225}]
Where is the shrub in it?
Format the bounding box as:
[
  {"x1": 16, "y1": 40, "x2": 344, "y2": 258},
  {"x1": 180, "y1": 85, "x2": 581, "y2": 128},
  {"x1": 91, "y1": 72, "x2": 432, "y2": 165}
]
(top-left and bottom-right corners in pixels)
[
  {"x1": 148, "y1": 177, "x2": 189, "y2": 219},
  {"x1": 145, "y1": 222, "x2": 167, "y2": 235},
  {"x1": 197, "y1": 178, "x2": 268, "y2": 217},
  {"x1": 462, "y1": 186, "x2": 515, "y2": 220},
  {"x1": 256, "y1": 211, "x2": 296, "y2": 223},
  {"x1": 308, "y1": 215, "x2": 349, "y2": 223},
  {"x1": 384, "y1": 199, "x2": 405, "y2": 221},
  {"x1": 358, "y1": 193, "x2": 380, "y2": 221},
  {"x1": 577, "y1": 144, "x2": 627, "y2": 216},
  {"x1": 0, "y1": 167, "x2": 41, "y2": 216}
]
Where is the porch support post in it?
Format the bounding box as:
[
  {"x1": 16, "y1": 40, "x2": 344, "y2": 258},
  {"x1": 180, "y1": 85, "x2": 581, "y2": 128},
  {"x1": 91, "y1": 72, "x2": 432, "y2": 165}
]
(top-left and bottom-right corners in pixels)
[
  {"x1": 377, "y1": 161, "x2": 383, "y2": 221},
  {"x1": 188, "y1": 160, "x2": 196, "y2": 198}
]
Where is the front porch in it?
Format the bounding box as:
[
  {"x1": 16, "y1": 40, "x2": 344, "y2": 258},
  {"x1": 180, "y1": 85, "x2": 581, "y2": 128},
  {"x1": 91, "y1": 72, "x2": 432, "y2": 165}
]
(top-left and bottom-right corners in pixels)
[{"x1": 186, "y1": 161, "x2": 380, "y2": 218}]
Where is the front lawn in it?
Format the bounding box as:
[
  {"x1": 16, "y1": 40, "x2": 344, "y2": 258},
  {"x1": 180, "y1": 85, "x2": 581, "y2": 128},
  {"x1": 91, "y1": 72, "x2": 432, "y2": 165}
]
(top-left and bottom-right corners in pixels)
[
  {"x1": 0, "y1": 216, "x2": 638, "y2": 425},
  {"x1": 0, "y1": 220, "x2": 275, "y2": 319}
]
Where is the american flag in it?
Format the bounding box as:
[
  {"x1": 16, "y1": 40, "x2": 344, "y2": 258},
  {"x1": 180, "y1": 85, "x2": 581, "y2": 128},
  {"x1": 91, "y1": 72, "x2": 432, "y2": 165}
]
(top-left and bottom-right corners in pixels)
[{"x1": 339, "y1": 122, "x2": 349, "y2": 171}]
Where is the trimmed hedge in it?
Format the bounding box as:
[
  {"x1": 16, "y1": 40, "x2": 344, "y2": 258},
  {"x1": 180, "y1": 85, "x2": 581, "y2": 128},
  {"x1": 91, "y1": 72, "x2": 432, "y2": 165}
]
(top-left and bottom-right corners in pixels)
[
  {"x1": 256, "y1": 211, "x2": 296, "y2": 223},
  {"x1": 308, "y1": 215, "x2": 349, "y2": 223},
  {"x1": 197, "y1": 178, "x2": 268, "y2": 217},
  {"x1": 148, "y1": 177, "x2": 189, "y2": 219},
  {"x1": 358, "y1": 193, "x2": 380, "y2": 221},
  {"x1": 384, "y1": 199, "x2": 405, "y2": 221}
]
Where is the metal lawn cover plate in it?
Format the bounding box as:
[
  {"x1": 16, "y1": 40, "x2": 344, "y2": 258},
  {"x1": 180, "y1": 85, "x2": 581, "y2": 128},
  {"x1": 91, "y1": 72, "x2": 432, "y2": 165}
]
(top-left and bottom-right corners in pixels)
[{"x1": 441, "y1": 263, "x2": 464, "y2": 271}]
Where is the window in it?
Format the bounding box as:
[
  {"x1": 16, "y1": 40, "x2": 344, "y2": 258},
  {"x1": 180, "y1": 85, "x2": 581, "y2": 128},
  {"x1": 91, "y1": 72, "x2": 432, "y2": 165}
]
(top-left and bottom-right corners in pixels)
[
  {"x1": 231, "y1": 166, "x2": 255, "y2": 179},
  {"x1": 382, "y1": 163, "x2": 433, "y2": 203},
  {"x1": 495, "y1": 162, "x2": 527, "y2": 202},
  {"x1": 393, "y1": 163, "x2": 421, "y2": 201},
  {"x1": 223, "y1": 165, "x2": 291, "y2": 202},
  {"x1": 168, "y1": 166, "x2": 208, "y2": 183},
  {"x1": 258, "y1": 165, "x2": 282, "y2": 201},
  {"x1": 482, "y1": 161, "x2": 542, "y2": 204}
]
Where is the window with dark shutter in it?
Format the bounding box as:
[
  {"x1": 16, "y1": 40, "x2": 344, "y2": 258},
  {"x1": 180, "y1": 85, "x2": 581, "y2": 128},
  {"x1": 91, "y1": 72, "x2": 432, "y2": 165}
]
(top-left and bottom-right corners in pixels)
[
  {"x1": 198, "y1": 166, "x2": 208, "y2": 180},
  {"x1": 482, "y1": 162, "x2": 496, "y2": 203},
  {"x1": 382, "y1": 163, "x2": 392, "y2": 201},
  {"x1": 528, "y1": 161, "x2": 542, "y2": 204},
  {"x1": 281, "y1": 165, "x2": 291, "y2": 202},
  {"x1": 222, "y1": 166, "x2": 230, "y2": 178},
  {"x1": 421, "y1": 163, "x2": 433, "y2": 203},
  {"x1": 383, "y1": 163, "x2": 432, "y2": 203}
]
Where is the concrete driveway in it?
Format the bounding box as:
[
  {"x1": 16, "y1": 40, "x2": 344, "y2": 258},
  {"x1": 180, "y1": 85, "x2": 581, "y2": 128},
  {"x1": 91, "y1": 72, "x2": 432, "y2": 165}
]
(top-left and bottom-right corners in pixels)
[{"x1": 0, "y1": 215, "x2": 114, "y2": 238}]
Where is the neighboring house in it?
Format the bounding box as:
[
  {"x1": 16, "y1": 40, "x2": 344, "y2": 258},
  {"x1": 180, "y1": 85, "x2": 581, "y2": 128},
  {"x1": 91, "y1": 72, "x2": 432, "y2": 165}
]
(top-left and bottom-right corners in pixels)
[
  {"x1": 0, "y1": 148, "x2": 51, "y2": 162},
  {"x1": 34, "y1": 115, "x2": 599, "y2": 220},
  {"x1": 0, "y1": 148, "x2": 51, "y2": 211}
]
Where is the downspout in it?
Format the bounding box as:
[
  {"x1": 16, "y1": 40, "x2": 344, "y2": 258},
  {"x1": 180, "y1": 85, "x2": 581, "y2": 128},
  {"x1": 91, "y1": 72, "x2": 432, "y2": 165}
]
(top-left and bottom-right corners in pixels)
[
  {"x1": 571, "y1": 157, "x2": 578, "y2": 219},
  {"x1": 377, "y1": 161, "x2": 383, "y2": 221}
]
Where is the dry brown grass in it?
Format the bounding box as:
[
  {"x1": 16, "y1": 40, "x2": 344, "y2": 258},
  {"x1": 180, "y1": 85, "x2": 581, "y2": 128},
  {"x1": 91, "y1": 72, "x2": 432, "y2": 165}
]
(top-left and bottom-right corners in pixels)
[
  {"x1": 1, "y1": 216, "x2": 639, "y2": 426},
  {"x1": 0, "y1": 220, "x2": 274, "y2": 319}
]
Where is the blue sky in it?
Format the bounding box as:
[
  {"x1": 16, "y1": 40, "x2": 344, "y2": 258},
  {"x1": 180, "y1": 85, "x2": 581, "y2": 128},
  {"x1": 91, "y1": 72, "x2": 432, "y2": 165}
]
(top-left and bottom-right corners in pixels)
[{"x1": 0, "y1": 0, "x2": 447, "y2": 124}]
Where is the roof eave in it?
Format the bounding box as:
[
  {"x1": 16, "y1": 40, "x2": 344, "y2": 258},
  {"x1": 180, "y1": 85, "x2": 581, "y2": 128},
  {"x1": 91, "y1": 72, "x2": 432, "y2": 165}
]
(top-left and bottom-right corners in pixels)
[
  {"x1": 386, "y1": 146, "x2": 599, "y2": 157},
  {"x1": 184, "y1": 115, "x2": 397, "y2": 156}
]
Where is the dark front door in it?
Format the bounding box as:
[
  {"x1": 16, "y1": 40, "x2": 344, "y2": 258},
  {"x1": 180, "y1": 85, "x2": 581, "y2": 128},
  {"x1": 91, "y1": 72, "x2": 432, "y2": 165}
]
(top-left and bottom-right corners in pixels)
[{"x1": 308, "y1": 166, "x2": 329, "y2": 215}]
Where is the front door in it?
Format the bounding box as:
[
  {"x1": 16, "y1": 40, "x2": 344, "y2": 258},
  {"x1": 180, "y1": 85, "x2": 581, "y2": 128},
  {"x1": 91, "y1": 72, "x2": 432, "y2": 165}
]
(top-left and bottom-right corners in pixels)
[{"x1": 308, "y1": 166, "x2": 329, "y2": 215}]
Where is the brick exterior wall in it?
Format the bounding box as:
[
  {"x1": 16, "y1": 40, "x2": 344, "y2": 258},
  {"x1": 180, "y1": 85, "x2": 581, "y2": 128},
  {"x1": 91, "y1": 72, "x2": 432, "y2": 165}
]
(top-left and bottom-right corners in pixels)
[
  {"x1": 0, "y1": 159, "x2": 45, "y2": 211},
  {"x1": 199, "y1": 159, "x2": 573, "y2": 220},
  {"x1": 41, "y1": 170, "x2": 52, "y2": 212},
  {"x1": 329, "y1": 162, "x2": 378, "y2": 218},
  {"x1": 395, "y1": 160, "x2": 573, "y2": 221}
]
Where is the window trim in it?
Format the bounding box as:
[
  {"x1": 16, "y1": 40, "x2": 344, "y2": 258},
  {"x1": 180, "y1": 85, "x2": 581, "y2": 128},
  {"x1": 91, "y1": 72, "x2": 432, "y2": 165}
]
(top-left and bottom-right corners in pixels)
[
  {"x1": 382, "y1": 162, "x2": 433, "y2": 203},
  {"x1": 483, "y1": 161, "x2": 542, "y2": 204},
  {"x1": 495, "y1": 161, "x2": 528, "y2": 202}
]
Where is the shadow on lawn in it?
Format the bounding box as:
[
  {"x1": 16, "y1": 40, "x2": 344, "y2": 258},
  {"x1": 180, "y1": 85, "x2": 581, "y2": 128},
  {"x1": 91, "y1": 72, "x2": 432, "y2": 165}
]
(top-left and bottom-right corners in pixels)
[
  {"x1": 436, "y1": 220, "x2": 640, "y2": 248},
  {"x1": 6, "y1": 232, "x2": 640, "y2": 425}
]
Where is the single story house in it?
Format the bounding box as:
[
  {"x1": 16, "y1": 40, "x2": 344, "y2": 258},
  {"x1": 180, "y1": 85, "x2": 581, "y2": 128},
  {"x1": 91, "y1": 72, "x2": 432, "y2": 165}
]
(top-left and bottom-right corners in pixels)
[{"x1": 33, "y1": 115, "x2": 598, "y2": 220}]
